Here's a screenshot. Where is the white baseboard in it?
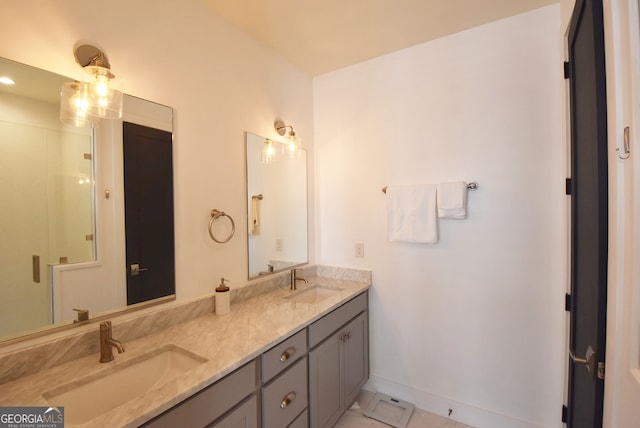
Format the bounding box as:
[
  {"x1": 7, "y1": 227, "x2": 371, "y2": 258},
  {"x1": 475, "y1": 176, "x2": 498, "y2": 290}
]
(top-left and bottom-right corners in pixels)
[{"x1": 365, "y1": 375, "x2": 546, "y2": 428}]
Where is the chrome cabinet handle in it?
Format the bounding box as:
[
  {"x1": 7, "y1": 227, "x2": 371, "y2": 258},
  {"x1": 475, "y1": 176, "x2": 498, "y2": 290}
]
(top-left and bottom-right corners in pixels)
[
  {"x1": 280, "y1": 391, "x2": 296, "y2": 409},
  {"x1": 280, "y1": 347, "x2": 296, "y2": 362}
]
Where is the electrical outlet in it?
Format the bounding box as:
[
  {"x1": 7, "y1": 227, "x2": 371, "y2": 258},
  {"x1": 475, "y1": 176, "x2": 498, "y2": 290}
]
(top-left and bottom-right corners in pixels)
[
  {"x1": 276, "y1": 238, "x2": 283, "y2": 251},
  {"x1": 355, "y1": 242, "x2": 364, "y2": 257}
]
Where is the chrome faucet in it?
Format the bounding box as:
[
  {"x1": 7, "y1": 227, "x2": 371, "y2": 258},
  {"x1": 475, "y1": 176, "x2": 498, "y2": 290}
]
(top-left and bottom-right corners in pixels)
[
  {"x1": 290, "y1": 268, "x2": 307, "y2": 290},
  {"x1": 99, "y1": 321, "x2": 125, "y2": 363}
]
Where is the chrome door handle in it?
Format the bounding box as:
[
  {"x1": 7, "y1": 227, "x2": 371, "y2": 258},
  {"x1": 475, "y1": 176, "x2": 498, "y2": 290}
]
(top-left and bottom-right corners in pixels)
[
  {"x1": 130, "y1": 264, "x2": 149, "y2": 276},
  {"x1": 570, "y1": 345, "x2": 596, "y2": 380}
]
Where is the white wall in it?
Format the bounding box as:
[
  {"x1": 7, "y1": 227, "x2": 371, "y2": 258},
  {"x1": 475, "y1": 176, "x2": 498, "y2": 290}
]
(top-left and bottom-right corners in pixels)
[
  {"x1": 0, "y1": 0, "x2": 314, "y2": 307},
  {"x1": 313, "y1": 5, "x2": 564, "y2": 428}
]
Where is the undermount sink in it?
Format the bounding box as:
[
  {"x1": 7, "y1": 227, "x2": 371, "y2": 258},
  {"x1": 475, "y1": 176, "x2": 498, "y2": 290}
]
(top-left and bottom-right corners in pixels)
[
  {"x1": 42, "y1": 344, "x2": 207, "y2": 425},
  {"x1": 285, "y1": 284, "x2": 344, "y2": 304}
]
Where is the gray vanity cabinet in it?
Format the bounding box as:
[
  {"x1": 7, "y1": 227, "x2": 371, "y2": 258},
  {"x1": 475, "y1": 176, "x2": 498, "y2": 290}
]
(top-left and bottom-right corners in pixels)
[
  {"x1": 140, "y1": 290, "x2": 368, "y2": 428},
  {"x1": 141, "y1": 360, "x2": 259, "y2": 428},
  {"x1": 308, "y1": 292, "x2": 369, "y2": 428}
]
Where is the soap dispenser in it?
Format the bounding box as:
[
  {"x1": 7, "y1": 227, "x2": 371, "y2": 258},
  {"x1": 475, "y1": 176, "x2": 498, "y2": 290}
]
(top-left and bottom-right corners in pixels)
[{"x1": 215, "y1": 277, "x2": 230, "y2": 315}]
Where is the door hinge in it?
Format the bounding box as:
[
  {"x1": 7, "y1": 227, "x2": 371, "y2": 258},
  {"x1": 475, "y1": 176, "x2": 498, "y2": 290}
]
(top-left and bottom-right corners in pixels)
[
  {"x1": 562, "y1": 404, "x2": 568, "y2": 423},
  {"x1": 598, "y1": 362, "x2": 605, "y2": 380},
  {"x1": 565, "y1": 178, "x2": 572, "y2": 195},
  {"x1": 564, "y1": 61, "x2": 570, "y2": 79},
  {"x1": 565, "y1": 293, "x2": 572, "y2": 311}
]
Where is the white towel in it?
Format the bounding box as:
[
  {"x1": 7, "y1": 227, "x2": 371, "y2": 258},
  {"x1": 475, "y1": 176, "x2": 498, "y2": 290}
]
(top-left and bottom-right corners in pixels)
[
  {"x1": 250, "y1": 197, "x2": 260, "y2": 234},
  {"x1": 437, "y1": 181, "x2": 467, "y2": 219},
  {"x1": 386, "y1": 184, "x2": 438, "y2": 243}
]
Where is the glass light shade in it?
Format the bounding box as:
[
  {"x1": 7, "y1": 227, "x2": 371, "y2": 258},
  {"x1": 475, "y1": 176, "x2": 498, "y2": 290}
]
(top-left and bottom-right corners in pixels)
[
  {"x1": 60, "y1": 82, "x2": 94, "y2": 128},
  {"x1": 284, "y1": 134, "x2": 301, "y2": 159},
  {"x1": 84, "y1": 65, "x2": 123, "y2": 119},
  {"x1": 262, "y1": 139, "x2": 279, "y2": 164}
]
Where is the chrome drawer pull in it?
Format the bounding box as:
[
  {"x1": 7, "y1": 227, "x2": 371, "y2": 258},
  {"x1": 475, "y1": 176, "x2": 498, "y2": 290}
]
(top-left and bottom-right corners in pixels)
[
  {"x1": 280, "y1": 347, "x2": 296, "y2": 362},
  {"x1": 280, "y1": 391, "x2": 296, "y2": 409}
]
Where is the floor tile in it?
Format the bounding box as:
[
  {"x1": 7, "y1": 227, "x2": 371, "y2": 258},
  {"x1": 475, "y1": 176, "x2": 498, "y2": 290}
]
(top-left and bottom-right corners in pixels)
[{"x1": 336, "y1": 390, "x2": 474, "y2": 428}]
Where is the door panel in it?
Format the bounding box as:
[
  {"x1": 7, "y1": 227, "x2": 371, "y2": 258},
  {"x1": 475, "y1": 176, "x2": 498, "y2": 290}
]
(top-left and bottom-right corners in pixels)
[
  {"x1": 566, "y1": 0, "x2": 608, "y2": 426},
  {"x1": 0, "y1": 121, "x2": 50, "y2": 336},
  {"x1": 123, "y1": 122, "x2": 175, "y2": 305},
  {"x1": 343, "y1": 313, "x2": 368, "y2": 406},
  {"x1": 309, "y1": 334, "x2": 343, "y2": 428}
]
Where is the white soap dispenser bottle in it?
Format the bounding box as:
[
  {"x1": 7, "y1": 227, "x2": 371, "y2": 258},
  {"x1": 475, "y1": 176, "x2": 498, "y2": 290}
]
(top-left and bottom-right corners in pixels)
[{"x1": 215, "y1": 277, "x2": 230, "y2": 315}]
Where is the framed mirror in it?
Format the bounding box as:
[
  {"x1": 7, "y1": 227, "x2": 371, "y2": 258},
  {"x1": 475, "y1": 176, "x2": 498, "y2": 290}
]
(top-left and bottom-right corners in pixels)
[
  {"x1": 0, "y1": 57, "x2": 175, "y2": 342},
  {"x1": 246, "y1": 132, "x2": 308, "y2": 278}
]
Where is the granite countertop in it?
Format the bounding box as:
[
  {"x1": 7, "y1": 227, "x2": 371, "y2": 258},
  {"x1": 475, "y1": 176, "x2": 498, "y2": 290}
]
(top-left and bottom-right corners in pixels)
[{"x1": 0, "y1": 275, "x2": 370, "y2": 427}]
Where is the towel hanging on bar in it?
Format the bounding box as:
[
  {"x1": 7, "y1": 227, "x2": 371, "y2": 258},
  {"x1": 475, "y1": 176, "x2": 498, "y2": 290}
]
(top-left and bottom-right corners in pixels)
[
  {"x1": 386, "y1": 184, "x2": 438, "y2": 244},
  {"x1": 382, "y1": 182, "x2": 478, "y2": 194},
  {"x1": 437, "y1": 182, "x2": 467, "y2": 219}
]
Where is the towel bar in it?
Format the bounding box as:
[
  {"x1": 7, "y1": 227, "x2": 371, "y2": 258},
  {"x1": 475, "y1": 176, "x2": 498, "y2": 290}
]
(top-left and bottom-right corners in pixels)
[{"x1": 381, "y1": 182, "x2": 478, "y2": 194}]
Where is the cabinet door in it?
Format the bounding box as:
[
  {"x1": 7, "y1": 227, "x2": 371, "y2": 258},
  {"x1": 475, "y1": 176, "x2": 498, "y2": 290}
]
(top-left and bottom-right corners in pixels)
[
  {"x1": 210, "y1": 395, "x2": 258, "y2": 428},
  {"x1": 309, "y1": 333, "x2": 343, "y2": 428},
  {"x1": 344, "y1": 312, "x2": 369, "y2": 407}
]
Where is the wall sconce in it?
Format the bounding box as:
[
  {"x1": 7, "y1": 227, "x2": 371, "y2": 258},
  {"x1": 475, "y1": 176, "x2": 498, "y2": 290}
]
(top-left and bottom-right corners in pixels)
[
  {"x1": 60, "y1": 44, "x2": 123, "y2": 127},
  {"x1": 275, "y1": 120, "x2": 301, "y2": 159}
]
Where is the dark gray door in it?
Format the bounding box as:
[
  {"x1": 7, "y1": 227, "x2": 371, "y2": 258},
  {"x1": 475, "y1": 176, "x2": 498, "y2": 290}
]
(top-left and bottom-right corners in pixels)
[
  {"x1": 123, "y1": 122, "x2": 175, "y2": 305},
  {"x1": 566, "y1": 0, "x2": 608, "y2": 426}
]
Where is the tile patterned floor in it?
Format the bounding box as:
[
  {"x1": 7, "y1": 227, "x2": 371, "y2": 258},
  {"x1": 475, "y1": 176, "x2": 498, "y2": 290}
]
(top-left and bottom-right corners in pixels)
[{"x1": 335, "y1": 390, "x2": 473, "y2": 428}]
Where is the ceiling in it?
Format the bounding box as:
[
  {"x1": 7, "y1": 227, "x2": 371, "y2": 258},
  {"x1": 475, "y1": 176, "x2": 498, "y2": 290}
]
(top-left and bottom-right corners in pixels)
[{"x1": 205, "y1": 0, "x2": 559, "y2": 76}]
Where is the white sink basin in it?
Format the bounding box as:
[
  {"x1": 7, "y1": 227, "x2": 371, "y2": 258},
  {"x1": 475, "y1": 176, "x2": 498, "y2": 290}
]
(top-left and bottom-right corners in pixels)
[
  {"x1": 43, "y1": 344, "x2": 207, "y2": 425},
  {"x1": 285, "y1": 284, "x2": 344, "y2": 304}
]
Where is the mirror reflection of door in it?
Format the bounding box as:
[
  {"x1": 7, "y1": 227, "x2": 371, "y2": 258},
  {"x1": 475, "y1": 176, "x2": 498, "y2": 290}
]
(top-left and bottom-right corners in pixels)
[
  {"x1": 123, "y1": 122, "x2": 175, "y2": 305},
  {"x1": 0, "y1": 122, "x2": 50, "y2": 336},
  {"x1": 0, "y1": 121, "x2": 94, "y2": 337}
]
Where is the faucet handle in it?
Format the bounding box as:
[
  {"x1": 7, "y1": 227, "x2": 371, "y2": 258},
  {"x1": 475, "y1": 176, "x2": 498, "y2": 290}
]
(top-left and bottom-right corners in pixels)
[
  {"x1": 73, "y1": 308, "x2": 89, "y2": 323},
  {"x1": 100, "y1": 320, "x2": 112, "y2": 331}
]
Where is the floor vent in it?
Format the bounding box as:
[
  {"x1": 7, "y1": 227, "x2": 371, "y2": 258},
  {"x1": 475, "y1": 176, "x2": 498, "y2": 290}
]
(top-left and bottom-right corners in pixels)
[{"x1": 363, "y1": 392, "x2": 415, "y2": 428}]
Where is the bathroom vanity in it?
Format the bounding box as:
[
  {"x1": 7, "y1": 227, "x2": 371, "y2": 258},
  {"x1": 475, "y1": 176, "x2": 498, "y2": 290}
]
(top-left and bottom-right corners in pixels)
[
  {"x1": 0, "y1": 267, "x2": 370, "y2": 428},
  {"x1": 142, "y1": 291, "x2": 369, "y2": 428}
]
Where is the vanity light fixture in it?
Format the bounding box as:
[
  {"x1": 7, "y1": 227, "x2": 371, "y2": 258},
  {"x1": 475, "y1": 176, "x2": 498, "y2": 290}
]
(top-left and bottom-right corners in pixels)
[
  {"x1": 60, "y1": 44, "x2": 123, "y2": 127},
  {"x1": 275, "y1": 120, "x2": 301, "y2": 159}
]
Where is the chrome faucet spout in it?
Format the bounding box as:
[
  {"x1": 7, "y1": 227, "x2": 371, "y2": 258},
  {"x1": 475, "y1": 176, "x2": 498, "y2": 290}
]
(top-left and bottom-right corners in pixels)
[
  {"x1": 100, "y1": 321, "x2": 125, "y2": 363},
  {"x1": 290, "y1": 268, "x2": 307, "y2": 291}
]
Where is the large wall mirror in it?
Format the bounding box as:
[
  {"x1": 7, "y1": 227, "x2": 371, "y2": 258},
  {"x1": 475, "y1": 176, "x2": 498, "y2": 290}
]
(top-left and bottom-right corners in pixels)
[
  {"x1": 0, "y1": 57, "x2": 175, "y2": 342},
  {"x1": 246, "y1": 132, "x2": 308, "y2": 278}
]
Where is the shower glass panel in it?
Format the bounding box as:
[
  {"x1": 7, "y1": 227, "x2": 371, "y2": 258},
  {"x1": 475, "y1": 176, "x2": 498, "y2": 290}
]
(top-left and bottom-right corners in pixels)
[{"x1": 0, "y1": 120, "x2": 94, "y2": 338}]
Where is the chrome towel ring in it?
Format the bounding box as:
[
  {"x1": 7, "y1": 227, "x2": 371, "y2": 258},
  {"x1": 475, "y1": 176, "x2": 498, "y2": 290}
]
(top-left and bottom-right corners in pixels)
[{"x1": 208, "y1": 209, "x2": 235, "y2": 243}]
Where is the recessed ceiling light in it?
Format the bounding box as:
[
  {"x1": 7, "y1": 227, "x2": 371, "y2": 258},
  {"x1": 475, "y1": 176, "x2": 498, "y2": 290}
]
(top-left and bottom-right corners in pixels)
[{"x1": 0, "y1": 76, "x2": 15, "y2": 85}]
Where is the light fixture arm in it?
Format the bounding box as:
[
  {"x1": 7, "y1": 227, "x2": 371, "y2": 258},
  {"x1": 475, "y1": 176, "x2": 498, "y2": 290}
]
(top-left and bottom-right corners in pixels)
[
  {"x1": 82, "y1": 52, "x2": 109, "y2": 69},
  {"x1": 274, "y1": 120, "x2": 295, "y2": 137}
]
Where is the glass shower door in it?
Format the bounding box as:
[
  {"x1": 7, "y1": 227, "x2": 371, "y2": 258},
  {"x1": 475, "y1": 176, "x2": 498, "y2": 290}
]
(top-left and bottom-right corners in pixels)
[{"x1": 0, "y1": 120, "x2": 51, "y2": 337}]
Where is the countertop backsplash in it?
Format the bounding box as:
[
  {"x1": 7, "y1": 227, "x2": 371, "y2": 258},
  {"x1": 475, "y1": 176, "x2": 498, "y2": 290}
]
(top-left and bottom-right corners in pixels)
[{"x1": 0, "y1": 264, "x2": 370, "y2": 385}]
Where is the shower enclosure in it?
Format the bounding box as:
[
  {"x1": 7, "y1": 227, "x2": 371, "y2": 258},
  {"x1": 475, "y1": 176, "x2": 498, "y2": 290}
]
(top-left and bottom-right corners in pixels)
[{"x1": 0, "y1": 120, "x2": 94, "y2": 337}]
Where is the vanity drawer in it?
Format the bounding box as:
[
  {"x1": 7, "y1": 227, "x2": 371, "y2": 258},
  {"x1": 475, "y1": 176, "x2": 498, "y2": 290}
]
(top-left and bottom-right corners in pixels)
[
  {"x1": 262, "y1": 329, "x2": 307, "y2": 383},
  {"x1": 143, "y1": 359, "x2": 258, "y2": 428},
  {"x1": 308, "y1": 291, "x2": 368, "y2": 348},
  {"x1": 262, "y1": 357, "x2": 308, "y2": 428}
]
